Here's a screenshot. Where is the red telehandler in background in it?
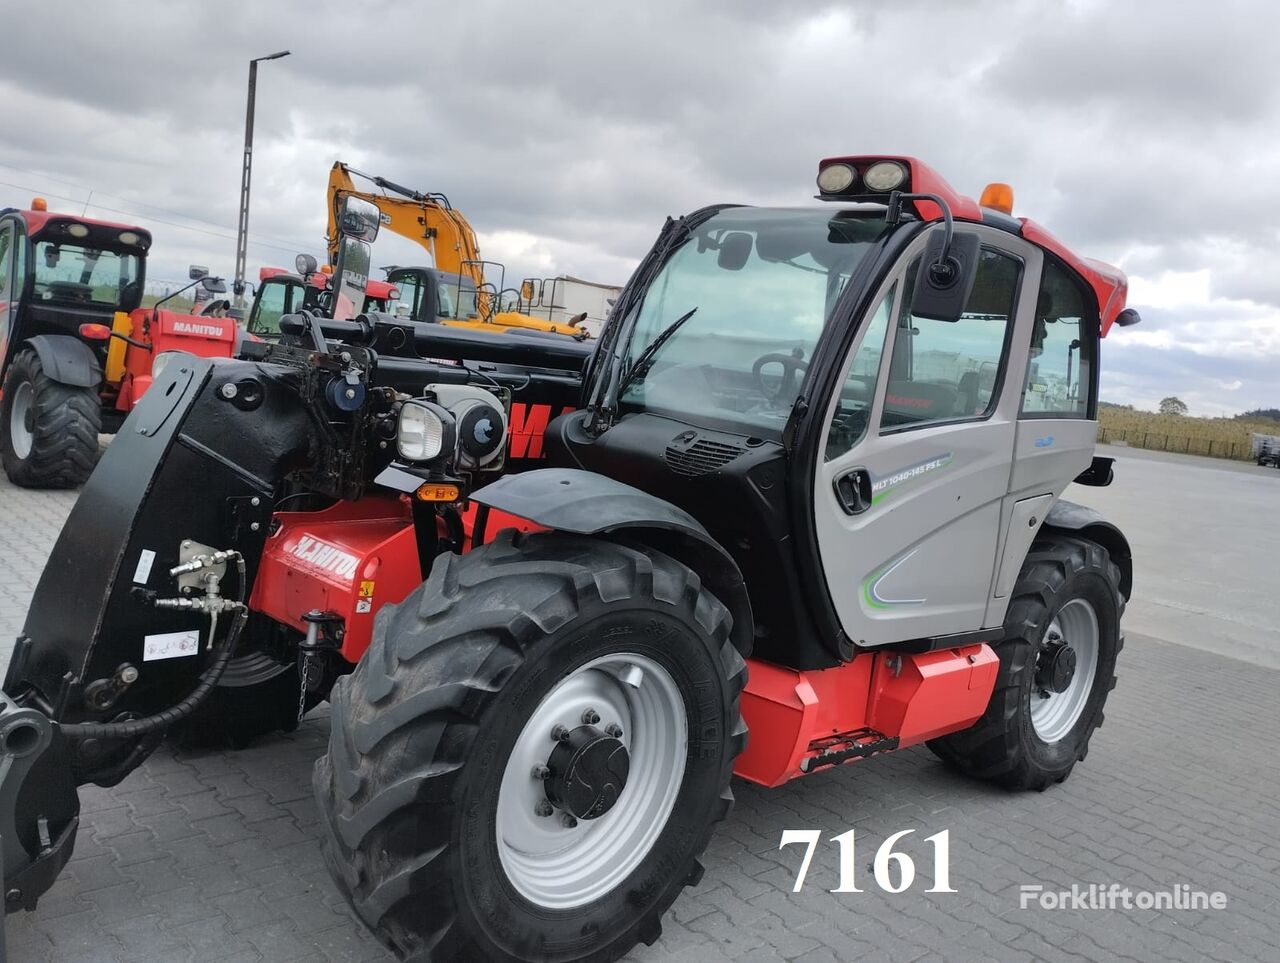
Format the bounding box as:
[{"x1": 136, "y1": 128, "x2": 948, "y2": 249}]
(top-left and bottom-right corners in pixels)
[{"x1": 0, "y1": 199, "x2": 237, "y2": 487}]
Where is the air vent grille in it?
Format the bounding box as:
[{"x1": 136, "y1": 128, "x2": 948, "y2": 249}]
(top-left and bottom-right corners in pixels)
[{"x1": 664, "y1": 436, "x2": 747, "y2": 477}]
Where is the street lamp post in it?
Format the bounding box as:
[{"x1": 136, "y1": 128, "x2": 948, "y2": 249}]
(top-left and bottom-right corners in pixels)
[{"x1": 233, "y1": 50, "x2": 291, "y2": 307}]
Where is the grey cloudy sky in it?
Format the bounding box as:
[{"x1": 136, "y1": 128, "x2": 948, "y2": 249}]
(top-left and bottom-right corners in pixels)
[{"x1": 1, "y1": 0, "x2": 1273, "y2": 415}]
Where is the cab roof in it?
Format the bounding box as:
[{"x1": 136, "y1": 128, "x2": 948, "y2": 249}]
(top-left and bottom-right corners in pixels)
[
  {"x1": 817, "y1": 155, "x2": 1130, "y2": 335},
  {"x1": 3, "y1": 204, "x2": 153, "y2": 251}
]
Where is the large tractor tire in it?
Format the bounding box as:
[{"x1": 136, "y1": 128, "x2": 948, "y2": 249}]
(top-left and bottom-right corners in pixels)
[
  {"x1": 928, "y1": 535, "x2": 1124, "y2": 791},
  {"x1": 315, "y1": 530, "x2": 748, "y2": 962},
  {"x1": 0, "y1": 349, "x2": 101, "y2": 488}
]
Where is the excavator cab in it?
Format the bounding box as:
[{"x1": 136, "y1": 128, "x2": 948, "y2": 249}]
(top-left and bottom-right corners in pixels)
[{"x1": 384, "y1": 266, "x2": 482, "y2": 325}]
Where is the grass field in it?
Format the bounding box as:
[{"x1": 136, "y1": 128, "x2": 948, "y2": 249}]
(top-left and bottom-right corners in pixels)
[{"x1": 1098, "y1": 407, "x2": 1279, "y2": 461}]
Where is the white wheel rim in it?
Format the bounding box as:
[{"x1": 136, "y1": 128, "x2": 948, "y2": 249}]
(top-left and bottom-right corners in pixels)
[
  {"x1": 1030, "y1": 598, "x2": 1099, "y2": 743},
  {"x1": 9, "y1": 381, "x2": 34, "y2": 460},
  {"x1": 496, "y1": 652, "x2": 688, "y2": 909}
]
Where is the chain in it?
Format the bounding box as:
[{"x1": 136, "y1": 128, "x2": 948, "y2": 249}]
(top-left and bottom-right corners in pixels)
[{"x1": 297, "y1": 653, "x2": 315, "y2": 723}]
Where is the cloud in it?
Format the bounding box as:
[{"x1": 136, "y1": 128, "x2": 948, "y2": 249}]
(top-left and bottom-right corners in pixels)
[{"x1": 0, "y1": 0, "x2": 1275, "y2": 414}]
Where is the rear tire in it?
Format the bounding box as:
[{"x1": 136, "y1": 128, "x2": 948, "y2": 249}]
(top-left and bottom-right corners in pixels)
[
  {"x1": 314, "y1": 530, "x2": 747, "y2": 962},
  {"x1": 1, "y1": 349, "x2": 100, "y2": 488},
  {"x1": 928, "y1": 535, "x2": 1124, "y2": 790}
]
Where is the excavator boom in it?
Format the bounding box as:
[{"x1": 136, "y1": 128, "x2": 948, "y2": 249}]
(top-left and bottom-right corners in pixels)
[
  {"x1": 326, "y1": 163, "x2": 485, "y2": 286},
  {"x1": 325, "y1": 163, "x2": 588, "y2": 339}
]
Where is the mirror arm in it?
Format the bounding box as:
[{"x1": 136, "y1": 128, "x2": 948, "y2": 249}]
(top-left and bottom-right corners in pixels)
[
  {"x1": 152, "y1": 277, "x2": 200, "y2": 312},
  {"x1": 888, "y1": 191, "x2": 956, "y2": 281}
]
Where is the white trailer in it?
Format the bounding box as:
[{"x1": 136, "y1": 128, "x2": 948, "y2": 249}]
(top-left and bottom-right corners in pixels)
[{"x1": 520, "y1": 275, "x2": 622, "y2": 338}]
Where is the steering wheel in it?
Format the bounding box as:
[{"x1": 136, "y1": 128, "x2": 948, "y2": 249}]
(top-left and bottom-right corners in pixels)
[{"x1": 752, "y1": 352, "x2": 809, "y2": 405}]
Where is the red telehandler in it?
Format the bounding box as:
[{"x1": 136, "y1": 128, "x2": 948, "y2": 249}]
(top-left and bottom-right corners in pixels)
[
  {"x1": 0, "y1": 199, "x2": 236, "y2": 488},
  {"x1": 0, "y1": 157, "x2": 1138, "y2": 961}
]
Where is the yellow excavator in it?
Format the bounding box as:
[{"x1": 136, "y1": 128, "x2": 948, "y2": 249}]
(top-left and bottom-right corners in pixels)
[{"x1": 326, "y1": 163, "x2": 589, "y2": 338}]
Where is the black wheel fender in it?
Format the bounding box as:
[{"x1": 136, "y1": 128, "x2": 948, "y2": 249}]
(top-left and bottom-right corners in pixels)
[
  {"x1": 1041, "y1": 498, "x2": 1132, "y2": 600},
  {"x1": 473, "y1": 468, "x2": 754, "y2": 656},
  {"x1": 22, "y1": 334, "x2": 103, "y2": 388}
]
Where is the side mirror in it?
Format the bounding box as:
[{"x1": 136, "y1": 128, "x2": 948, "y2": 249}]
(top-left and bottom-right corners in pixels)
[
  {"x1": 910, "y1": 229, "x2": 980, "y2": 322},
  {"x1": 338, "y1": 196, "x2": 381, "y2": 243},
  {"x1": 201, "y1": 276, "x2": 228, "y2": 294},
  {"x1": 1113, "y1": 307, "x2": 1141, "y2": 327},
  {"x1": 716, "y1": 231, "x2": 754, "y2": 271},
  {"x1": 332, "y1": 236, "x2": 372, "y2": 321},
  {"x1": 295, "y1": 253, "x2": 319, "y2": 276},
  {"x1": 188, "y1": 264, "x2": 209, "y2": 280}
]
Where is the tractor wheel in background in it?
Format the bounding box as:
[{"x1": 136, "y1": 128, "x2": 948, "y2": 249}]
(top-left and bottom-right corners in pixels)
[
  {"x1": 170, "y1": 651, "x2": 329, "y2": 750},
  {"x1": 928, "y1": 535, "x2": 1124, "y2": 791},
  {"x1": 315, "y1": 530, "x2": 748, "y2": 962},
  {"x1": 0, "y1": 349, "x2": 101, "y2": 488},
  {"x1": 170, "y1": 617, "x2": 335, "y2": 749}
]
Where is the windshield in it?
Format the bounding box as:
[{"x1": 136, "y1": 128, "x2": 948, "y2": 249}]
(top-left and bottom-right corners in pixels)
[
  {"x1": 33, "y1": 241, "x2": 141, "y2": 309},
  {"x1": 617, "y1": 207, "x2": 889, "y2": 435}
]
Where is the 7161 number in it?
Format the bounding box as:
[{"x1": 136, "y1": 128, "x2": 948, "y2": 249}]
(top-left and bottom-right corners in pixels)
[{"x1": 779, "y1": 828, "x2": 956, "y2": 894}]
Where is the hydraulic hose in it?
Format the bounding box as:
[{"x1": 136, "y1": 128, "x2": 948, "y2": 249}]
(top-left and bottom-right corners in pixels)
[
  {"x1": 61, "y1": 607, "x2": 247, "y2": 741},
  {"x1": 62, "y1": 554, "x2": 249, "y2": 742}
]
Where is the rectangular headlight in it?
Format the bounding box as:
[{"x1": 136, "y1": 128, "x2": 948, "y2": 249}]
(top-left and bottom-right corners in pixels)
[{"x1": 398, "y1": 400, "x2": 455, "y2": 462}]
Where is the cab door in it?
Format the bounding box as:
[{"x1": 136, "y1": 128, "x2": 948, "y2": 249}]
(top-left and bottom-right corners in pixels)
[
  {"x1": 813, "y1": 225, "x2": 1043, "y2": 646},
  {"x1": 247, "y1": 278, "x2": 297, "y2": 338}
]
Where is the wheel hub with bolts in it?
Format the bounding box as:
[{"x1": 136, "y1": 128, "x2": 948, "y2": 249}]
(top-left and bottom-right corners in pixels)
[
  {"x1": 495, "y1": 652, "x2": 688, "y2": 909},
  {"x1": 543, "y1": 720, "x2": 630, "y2": 820},
  {"x1": 1035, "y1": 636, "x2": 1077, "y2": 694},
  {"x1": 1029, "y1": 598, "x2": 1100, "y2": 744}
]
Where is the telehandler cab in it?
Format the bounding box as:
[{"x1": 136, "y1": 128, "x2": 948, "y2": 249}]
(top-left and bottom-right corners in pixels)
[
  {"x1": 0, "y1": 156, "x2": 1138, "y2": 962},
  {"x1": 246, "y1": 258, "x2": 402, "y2": 338},
  {"x1": 0, "y1": 199, "x2": 235, "y2": 488}
]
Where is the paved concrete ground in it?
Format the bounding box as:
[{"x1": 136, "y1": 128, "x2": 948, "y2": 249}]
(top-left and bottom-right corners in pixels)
[
  {"x1": 4, "y1": 445, "x2": 1279, "y2": 962},
  {"x1": 1072, "y1": 444, "x2": 1280, "y2": 669}
]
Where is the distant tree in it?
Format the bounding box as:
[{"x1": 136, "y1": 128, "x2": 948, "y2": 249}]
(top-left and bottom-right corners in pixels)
[
  {"x1": 1098, "y1": 401, "x2": 1134, "y2": 410},
  {"x1": 1236, "y1": 408, "x2": 1280, "y2": 422},
  {"x1": 1159, "y1": 396, "x2": 1189, "y2": 416}
]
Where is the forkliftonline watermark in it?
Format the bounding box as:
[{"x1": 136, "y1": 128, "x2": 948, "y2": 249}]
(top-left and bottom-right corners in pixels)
[{"x1": 1019, "y1": 883, "x2": 1227, "y2": 911}]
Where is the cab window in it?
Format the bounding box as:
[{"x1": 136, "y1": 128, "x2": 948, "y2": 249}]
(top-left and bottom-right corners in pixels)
[
  {"x1": 880, "y1": 249, "x2": 1021, "y2": 432},
  {"x1": 388, "y1": 274, "x2": 425, "y2": 319},
  {"x1": 0, "y1": 224, "x2": 13, "y2": 299},
  {"x1": 824, "y1": 284, "x2": 895, "y2": 460},
  {"x1": 1020, "y1": 260, "x2": 1093, "y2": 418},
  {"x1": 250, "y1": 280, "x2": 294, "y2": 335},
  {"x1": 32, "y1": 242, "x2": 140, "y2": 308}
]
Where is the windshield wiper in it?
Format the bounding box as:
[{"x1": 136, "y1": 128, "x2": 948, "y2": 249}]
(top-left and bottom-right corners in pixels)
[{"x1": 614, "y1": 306, "x2": 698, "y2": 402}]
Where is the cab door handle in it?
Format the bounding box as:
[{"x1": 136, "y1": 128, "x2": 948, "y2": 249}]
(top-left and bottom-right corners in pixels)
[{"x1": 834, "y1": 468, "x2": 873, "y2": 515}]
